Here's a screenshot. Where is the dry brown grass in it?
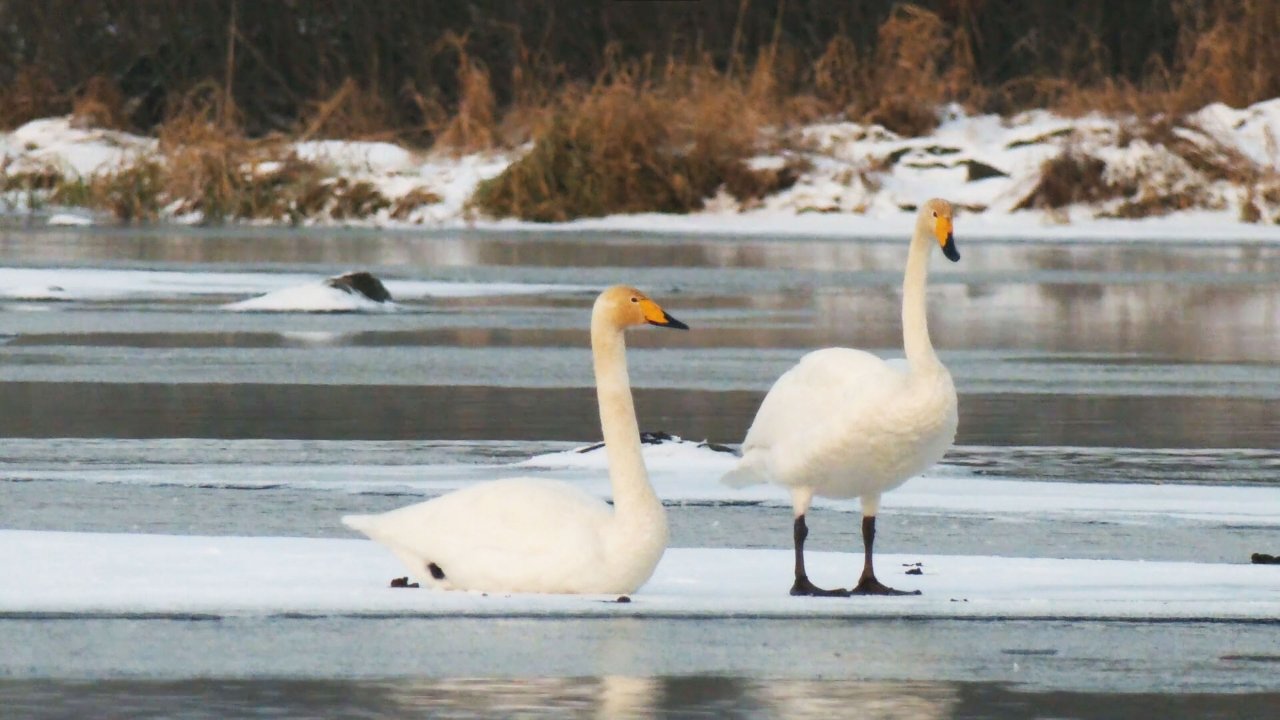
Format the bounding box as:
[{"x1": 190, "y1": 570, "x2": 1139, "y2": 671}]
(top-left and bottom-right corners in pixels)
[
  {"x1": 0, "y1": 66, "x2": 64, "y2": 129},
  {"x1": 861, "y1": 4, "x2": 979, "y2": 136},
  {"x1": 1239, "y1": 178, "x2": 1280, "y2": 223},
  {"x1": 1175, "y1": 0, "x2": 1280, "y2": 110},
  {"x1": 721, "y1": 157, "x2": 811, "y2": 209},
  {"x1": 1013, "y1": 144, "x2": 1123, "y2": 211},
  {"x1": 430, "y1": 33, "x2": 498, "y2": 154},
  {"x1": 812, "y1": 35, "x2": 866, "y2": 115},
  {"x1": 1, "y1": 156, "x2": 66, "y2": 213},
  {"x1": 43, "y1": 85, "x2": 399, "y2": 225},
  {"x1": 470, "y1": 53, "x2": 788, "y2": 221},
  {"x1": 70, "y1": 76, "x2": 129, "y2": 130},
  {"x1": 158, "y1": 87, "x2": 277, "y2": 222},
  {"x1": 1042, "y1": 0, "x2": 1280, "y2": 118},
  {"x1": 390, "y1": 187, "x2": 443, "y2": 220},
  {"x1": 300, "y1": 78, "x2": 396, "y2": 142},
  {"x1": 399, "y1": 32, "x2": 502, "y2": 153},
  {"x1": 1, "y1": 160, "x2": 63, "y2": 193},
  {"x1": 429, "y1": 62, "x2": 497, "y2": 153},
  {"x1": 83, "y1": 160, "x2": 165, "y2": 222}
]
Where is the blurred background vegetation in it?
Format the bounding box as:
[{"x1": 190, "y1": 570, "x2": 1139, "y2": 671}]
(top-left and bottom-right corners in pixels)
[
  {"x1": 2, "y1": 0, "x2": 1277, "y2": 144},
  {"x1": 4, "y1": 0, "x2": 1278, "y2": 223}
]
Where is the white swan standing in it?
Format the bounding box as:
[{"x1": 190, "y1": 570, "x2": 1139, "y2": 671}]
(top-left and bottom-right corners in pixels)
[
  {"x1": 723, "y1": 199, "x2": 961, "y2": 596},
  {"x1": 342, "y1": 286, "x2": 688, "y2": 595}
]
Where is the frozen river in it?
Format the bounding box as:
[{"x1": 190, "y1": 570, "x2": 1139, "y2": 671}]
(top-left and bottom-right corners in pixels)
[{"x1": 1, "y1": 226, "x2": 1279, "y2": 718}]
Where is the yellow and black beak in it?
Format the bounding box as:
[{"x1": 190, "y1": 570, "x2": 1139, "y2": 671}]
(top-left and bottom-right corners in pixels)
[
  {"x1": 935, "y1": 215, "x2": 960, "y2": 262},
  {"x1": 640, "y1": 299, "x2": 689, "y2": 330}
]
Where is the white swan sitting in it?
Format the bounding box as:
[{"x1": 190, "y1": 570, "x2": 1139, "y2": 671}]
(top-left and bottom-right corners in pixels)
[
  {"x1": 342, "y1": 285, "x2": 688, "y2": 595},
  {"x1": 723, "y1": 199, "x2": 960, "y2": 596}
]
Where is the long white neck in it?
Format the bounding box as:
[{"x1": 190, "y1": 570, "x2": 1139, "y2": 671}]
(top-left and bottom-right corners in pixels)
[
  {"x1": 902, "y1": 223, "x2": 940, "y2": 374},
  {"x1": 590, "y1": 313, "x2": 662, "y2": 527}
]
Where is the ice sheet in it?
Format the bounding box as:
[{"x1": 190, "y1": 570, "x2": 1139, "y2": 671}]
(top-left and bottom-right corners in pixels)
[
  {"x1": 2, "y1": 530, "x2": 1276, "y2": 621},
  {"x1": 11, "y1": 440, "x2": 1280, "y2": 527},
  {"x1": 0, "y1": 267, "x2": 587, "y2": 304}
]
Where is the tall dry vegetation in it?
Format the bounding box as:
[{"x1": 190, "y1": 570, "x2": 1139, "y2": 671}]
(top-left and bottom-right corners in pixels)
[
  {"x1": 471, "y1": 56, "x2": 793, "y2": 221},
  {"x1": 1175, "y1": 0, "x2": 1280, "y2": 109},
  {"x1": 4, "y1": 1, "x2": 1278, "y2": 140},
  {"x1": 863, "y1": 5, "x2": 965, "y2": 136},
  {"x1": 5, "y1": 1, "x2": 1280, "y2": 222}
]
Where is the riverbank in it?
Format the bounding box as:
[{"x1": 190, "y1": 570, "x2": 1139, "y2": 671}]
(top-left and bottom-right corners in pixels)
[{"x1": 4, "y1": 98, "x2": 1280, "y2": 241}]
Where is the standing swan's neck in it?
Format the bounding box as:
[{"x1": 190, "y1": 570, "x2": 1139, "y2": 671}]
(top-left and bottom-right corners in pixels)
[
  {"x1": 902, "y1": 224, "x2": 940, "y2": 374},
  {"x1": 590, "y1": 313, "x2": 661, "y2": 526}
]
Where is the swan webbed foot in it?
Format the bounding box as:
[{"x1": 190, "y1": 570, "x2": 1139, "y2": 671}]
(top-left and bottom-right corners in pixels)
[
  {"x1": 850, "y1": 576, "x2": 920, "y2": 596},
  {"x1": 389, "y1": 576, "x2": 420, "y2": 589},
  {"x1": 791, "y1": 576, "x2": 851, "y2": 597}
]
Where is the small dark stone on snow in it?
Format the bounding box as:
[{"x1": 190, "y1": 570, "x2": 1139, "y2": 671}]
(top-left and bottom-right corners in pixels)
[
  {"x1": 389, "y1": 576, "x2": 419, "y2": 588},
  {"x1": 576, "y1": 431, "x2": 738, "y2": 455},
  {"x1": 965, "y1": 159, "x2": 1009, "y2": 181},
  {"x1": 1251, "y1": 552, "x2": 1279, "y2": 564},
  {"x1": 906, "y1": 567, "x2": 923, "y2": 575},
  {"x1": 616, "y1": 595, "x2": 631, "y2": 603},
  {"x1": 696, "y1": 440, "x2": 738, "y2": 455},
  {"x1": 326, "y1": 271, "x2": 392, "y2": 303}
]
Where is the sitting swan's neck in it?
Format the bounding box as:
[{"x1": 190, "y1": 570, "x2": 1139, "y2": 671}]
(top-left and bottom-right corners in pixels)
[
  {"x1": 902, "y1": 225, "x2": 942, "y2": 375},
  {"x1": 590, "y1": 314, "x2": 664, "y2": 532}
]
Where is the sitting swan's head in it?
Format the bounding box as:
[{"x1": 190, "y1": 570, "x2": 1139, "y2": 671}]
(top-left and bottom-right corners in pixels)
[
  {"x1": 919, "y1": 198, "x2": 960, "y2": 263},
  {"x1": 595, "y1": 285, "x2": 689, "y2": 330}
]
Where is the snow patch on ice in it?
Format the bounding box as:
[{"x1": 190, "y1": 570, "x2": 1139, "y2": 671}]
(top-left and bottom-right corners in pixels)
[
  {"x1": 517, "y1": 433, "x2": 737, "y2": 473},
  {"x1": 223, "y1": 282, "x2": 398, "y2": 313},
  {"x1": 0, "y1": 267, "x2": 589, "y2": 304}
]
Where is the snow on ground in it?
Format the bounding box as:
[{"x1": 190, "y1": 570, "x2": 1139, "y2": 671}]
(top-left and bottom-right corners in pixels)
[
  {"x1": 6, "y1": 101, "x2": 1280, "y2": 239},
  {"x1": 2, "y1": 529, "x2": 1276, "y2": 620},
  {"x1": 0, "y1": 117, "x2": 156, "y2": 178},
  {"x1": 0, "y1": 267, "x2": 588, "y2": 307}
]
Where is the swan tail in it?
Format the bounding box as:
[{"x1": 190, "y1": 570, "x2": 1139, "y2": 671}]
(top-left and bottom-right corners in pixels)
[
  {"x1": 721, "y1": 461, "x2": 768, "y2": 489},
  {"x1": 341, "y1": 513, "x2": 381, "y2": 536}
]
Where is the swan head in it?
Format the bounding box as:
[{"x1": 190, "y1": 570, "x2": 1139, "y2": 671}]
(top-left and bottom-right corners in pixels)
[
  {"x1": 595, "y1": 285, "x2": 689, "y2": 331},
  {"x1": 919, "y1": 198, "x2": 960, "y2": 262}
]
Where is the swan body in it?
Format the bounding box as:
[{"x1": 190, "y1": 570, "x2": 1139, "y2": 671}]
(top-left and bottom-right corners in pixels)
[
  {"x1": 724, "y1": 349, "x2": 956, "y2": 501},
  {"x1": 723, "y1": 199, "x2": 961, "y2": 596},
  {"x1": 343, "y1": 286, "x2": 688, "y2": 595},
  {"x1": 342, "y1": 477, "x2": 650, "y2": 594}
]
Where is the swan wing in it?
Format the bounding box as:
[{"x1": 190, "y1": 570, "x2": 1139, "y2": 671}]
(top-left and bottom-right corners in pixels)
[
  {"x1": 343, "y1": 477, "x2": 614, "y2": 592},
  {"x1": 725, "y1": 347, "x2": 906, "y2": 489}
]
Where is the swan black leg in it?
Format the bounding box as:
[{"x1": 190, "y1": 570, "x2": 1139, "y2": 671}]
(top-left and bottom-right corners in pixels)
[
  {"x1": 790, "y1": 514, "x2": 850, "y2": 597},
  {"x1": 851, "y1": 515, "x2": 921, "y2": 596}
]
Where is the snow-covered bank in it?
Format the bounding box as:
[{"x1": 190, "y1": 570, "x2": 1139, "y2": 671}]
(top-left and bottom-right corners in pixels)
[
  {"x1": 3, "y1": 529, "x2": 1277, "y2": 621},
  {"x1": 6, "y1": 101, "x2": 1280, "y2": 240}
]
